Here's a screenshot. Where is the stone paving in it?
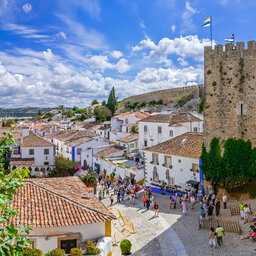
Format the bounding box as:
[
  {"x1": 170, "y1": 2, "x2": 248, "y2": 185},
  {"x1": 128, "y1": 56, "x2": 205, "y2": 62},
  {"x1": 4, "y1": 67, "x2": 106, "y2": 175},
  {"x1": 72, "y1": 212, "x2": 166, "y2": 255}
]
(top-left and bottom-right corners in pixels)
[{"x1": 100, "y1": 189, "x2": 256, "y2": 256}]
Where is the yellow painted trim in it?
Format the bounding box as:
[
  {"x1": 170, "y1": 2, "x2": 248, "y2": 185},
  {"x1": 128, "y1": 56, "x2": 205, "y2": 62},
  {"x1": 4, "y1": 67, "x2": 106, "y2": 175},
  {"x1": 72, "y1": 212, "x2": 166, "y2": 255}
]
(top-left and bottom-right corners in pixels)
[
  {"x1": 106, "y1": 253, "x2": 112, "y2": 256},
  {"x1": 105, "y1": 220, "x2": 111, "y2": 237}
]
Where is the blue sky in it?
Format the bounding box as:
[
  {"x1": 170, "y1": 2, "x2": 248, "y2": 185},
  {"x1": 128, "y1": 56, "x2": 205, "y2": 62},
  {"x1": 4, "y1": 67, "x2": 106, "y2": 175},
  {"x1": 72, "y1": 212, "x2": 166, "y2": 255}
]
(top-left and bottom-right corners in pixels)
[{"x1": 0, "y1": 0, "x2": 255, "y2": 107}]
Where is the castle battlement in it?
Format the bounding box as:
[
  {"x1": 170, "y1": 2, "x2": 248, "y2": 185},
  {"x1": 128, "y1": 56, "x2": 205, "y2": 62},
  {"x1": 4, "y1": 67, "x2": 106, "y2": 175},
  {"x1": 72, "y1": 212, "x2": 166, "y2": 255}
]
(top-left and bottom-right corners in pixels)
[
  {"x1": 203, "y1": 40, "x2": 256, "y2": 150},
  {"x1": 204, "y1": 40, "x2": 256, "y2": 56}
]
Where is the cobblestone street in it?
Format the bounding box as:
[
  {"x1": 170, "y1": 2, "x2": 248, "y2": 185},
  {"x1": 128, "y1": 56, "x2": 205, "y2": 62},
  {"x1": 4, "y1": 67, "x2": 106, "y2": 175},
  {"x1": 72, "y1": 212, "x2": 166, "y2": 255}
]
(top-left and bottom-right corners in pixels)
[{"x1": 101, "y1": 190, "x2": 256, "y2": 256}]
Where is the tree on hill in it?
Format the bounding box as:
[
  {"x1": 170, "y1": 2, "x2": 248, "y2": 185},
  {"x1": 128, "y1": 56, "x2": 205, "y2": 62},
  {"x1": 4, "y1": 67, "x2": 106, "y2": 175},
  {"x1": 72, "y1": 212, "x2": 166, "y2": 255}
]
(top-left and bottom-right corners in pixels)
[
  {"x1": 66, "y1": 110, "x2": 74, "y2": 118},
  {"x1": 5, "y1": 119, "x2": 14, "y2": 127},
  {"x1": 94, "y1": 106, "x2": 112, "y2": 122},
  {"x1": 91, "y1": 99, "x2": 99, "y2": 105},
  {"x1": 107, "y1": 87, "x2": 117, "y2": 115}
]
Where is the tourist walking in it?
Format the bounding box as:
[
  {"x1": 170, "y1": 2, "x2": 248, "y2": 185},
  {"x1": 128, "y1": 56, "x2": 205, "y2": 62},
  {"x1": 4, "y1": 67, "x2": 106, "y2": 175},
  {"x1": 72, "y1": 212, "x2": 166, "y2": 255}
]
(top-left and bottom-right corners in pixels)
[
  {"x1": 208, "y1": 203, "x2": 214, "y2": 220},
  {"x1": 110, "y1": 194, "x2": 114, "y2": 206},
  {"x1": 117, "y1": 190, "x2": 121, "y2": 203},
  {"x1": 200, "y1": 207, "x2": 205, "y2": 219},
  {"x1": 169, "y1": 196, "x2": 172, "y2": 209},
  {"x1": 216, "y1": 225, "x2": 225, "y2": 246},
  {"x1": 239, "y1": 202, "x2": 244, "y2": 219},
  {"x1": 209, "y1": 227, "x2": 217, "y2": 249},
  {"x1": 191, "y1": 195, "x2": 195, "y2": 209},
  {"x1": 146, "y1": 198, "x2": 150, "y2": 210},
  {"x1": 150, "y1": 194, "x2": 154, "y2": 209},
  {"x1": 222, "y1": 193, "x2": 227, "y2": 209},
  {"x1": 132, "y1": 193, "x2": 135, "y2": 205},
  {"x1": 142, "y1": 194, "x2": 147, "y2": 208},
  {"x1": 98, "y1": 190, "x2": 102, "y2": 201},
  {"x1": 215, "y1": 198, "x2": 221, "y2": 217},
  {"x1": 154, "y1": 202, "x2": 159, "y2": 217},
  {"x1": 182, "y1": 200, "x2": 187, "y2": 215},
  {"x1": 243, "y1": 204, "x2": 250, "y2": 223}
]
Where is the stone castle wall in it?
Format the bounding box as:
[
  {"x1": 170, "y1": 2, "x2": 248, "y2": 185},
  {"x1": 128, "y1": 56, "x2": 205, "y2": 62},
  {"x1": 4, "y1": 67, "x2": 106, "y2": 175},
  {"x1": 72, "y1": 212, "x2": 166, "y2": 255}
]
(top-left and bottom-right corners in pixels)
[
  {"x1": 122, "y1": 85, "x2": 203, "y2": 105},
  {"x1": 203, "y1": 41, "x2": 256, "y2": 149}
]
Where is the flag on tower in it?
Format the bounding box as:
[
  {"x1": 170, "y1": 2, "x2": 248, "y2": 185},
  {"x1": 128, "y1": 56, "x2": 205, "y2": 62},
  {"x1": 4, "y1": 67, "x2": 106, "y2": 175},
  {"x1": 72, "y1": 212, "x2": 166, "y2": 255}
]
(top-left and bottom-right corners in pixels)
[
  {"x1": 225, "y1": 34, "x2": 234, "y2": 43},
  {"x1": 202, "y1": 16, "x2": 211, "y2": 27}
]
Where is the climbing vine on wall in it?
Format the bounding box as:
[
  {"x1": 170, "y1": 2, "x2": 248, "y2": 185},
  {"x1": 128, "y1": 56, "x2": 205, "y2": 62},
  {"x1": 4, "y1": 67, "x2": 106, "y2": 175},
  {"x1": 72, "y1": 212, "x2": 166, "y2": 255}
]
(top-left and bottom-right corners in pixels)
[{"x1": 201, "y1": 137, "x2": 256, "y2": 195}]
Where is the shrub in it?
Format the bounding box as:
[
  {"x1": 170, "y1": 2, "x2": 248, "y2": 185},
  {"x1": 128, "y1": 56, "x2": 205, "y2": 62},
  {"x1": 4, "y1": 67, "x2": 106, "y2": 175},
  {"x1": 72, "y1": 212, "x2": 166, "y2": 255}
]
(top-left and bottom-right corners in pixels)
[
  {"x1": 22, "y1": 247, "x2": 43, "y2": 256},
  {"x1": 70, "y1": 248, "x2": 83, "y2": 256},
  {"x1": 86, "y1": 241, "x2": 101, "y2": 255},
  {"x1": 48, "y1": 248, "x2": 65, "y2": 256},
  {"x1": 120, "y1": 239, "x2": 132, "y2": 255}
]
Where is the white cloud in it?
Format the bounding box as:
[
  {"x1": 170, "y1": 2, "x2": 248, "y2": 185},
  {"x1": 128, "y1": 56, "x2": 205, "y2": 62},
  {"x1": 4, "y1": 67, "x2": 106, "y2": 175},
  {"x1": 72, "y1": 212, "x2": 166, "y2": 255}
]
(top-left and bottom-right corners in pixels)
[
  {"x1": 115, "y1": 58, "x2": 130, "y2": 73},
  {"x1": 180, "y1": 1, "x2": 198, "y2": 34},
  {"x1": 110, "y1": 50, "x2": 123, "y2": 59},
  {"x1": 171, "y1": 25, "x2": 176, "y2": 33},
  {"x1": 56, "y1": 31, "x2": 67, "y2": 40},
  {"x1": 88, "y1": 55, "x2": 113, "y2": 71},
  {"x1": 177, "y1": 58, "x2": 188, "y2": 66},
  {"x1": 22, "y1": 3, "x2": 32, "y2": 13},
  {"x1": 140, "y1": 21, "x2": 146, "y2": 30},
  {"x1": 2, "y1": 23, "x2": 49, "y2": 39},
  {"x1": 43, "y1": 49, "x2": 53, "y2": 61},
  {"x1": 132, "y1": 35, "x2": 212, "y2": 64}
]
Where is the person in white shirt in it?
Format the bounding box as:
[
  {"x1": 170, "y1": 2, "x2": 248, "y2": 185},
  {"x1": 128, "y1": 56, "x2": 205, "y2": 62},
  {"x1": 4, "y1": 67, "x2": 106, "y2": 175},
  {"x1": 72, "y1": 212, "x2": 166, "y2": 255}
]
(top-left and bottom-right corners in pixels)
[{"x1": 222, "y1": 193, "x2": 227, "y2": 209}]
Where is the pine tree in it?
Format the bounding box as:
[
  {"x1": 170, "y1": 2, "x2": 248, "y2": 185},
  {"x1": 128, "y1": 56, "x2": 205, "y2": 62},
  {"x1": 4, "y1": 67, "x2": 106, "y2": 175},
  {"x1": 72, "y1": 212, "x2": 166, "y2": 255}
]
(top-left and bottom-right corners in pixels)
[{"x1": 107, "y1": 87, "x2": 117, "y2": 115}]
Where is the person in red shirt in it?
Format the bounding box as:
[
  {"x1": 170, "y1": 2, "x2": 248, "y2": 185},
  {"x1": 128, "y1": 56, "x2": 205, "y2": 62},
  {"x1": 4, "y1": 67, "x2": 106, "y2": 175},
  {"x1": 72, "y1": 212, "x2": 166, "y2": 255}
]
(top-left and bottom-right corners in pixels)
[
  {"x1": 135, "y1": 186, "x2": 139, "y2": 198},
  {"x1": 154, "y1": 202, "x2": 159, "y2": 217}
]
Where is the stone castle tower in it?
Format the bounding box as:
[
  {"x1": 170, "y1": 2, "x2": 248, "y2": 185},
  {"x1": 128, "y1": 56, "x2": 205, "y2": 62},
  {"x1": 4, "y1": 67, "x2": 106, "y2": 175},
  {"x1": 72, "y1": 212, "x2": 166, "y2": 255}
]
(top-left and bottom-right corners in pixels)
[{"x1": 203, "y1": 41, "x2": 256, "y2": 149}]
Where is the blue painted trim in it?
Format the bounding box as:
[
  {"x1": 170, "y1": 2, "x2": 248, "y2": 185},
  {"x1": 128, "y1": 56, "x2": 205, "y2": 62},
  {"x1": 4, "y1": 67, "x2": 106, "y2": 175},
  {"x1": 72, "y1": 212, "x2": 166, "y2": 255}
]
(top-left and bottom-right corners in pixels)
[
  {"x1": 146, "y1": 186, "x2": 185, "y2": 196},
  {"x1": 34, "y1": 129, "x2": 37, "y2": 133},
  {"x1": 51, "y1": 140, "x2": 53, "y2": 143},
  {"x1": 199, "y1": 158, "x2": 205, "y2": 197},
  {"x1": 72, "y1": 147, "x2": 75, "y2": 162},
  {"x1": 43, "y1": 132, "x2": 45, "y2": 137},
  {"x1": 92, "y1": 148, "x2": 94, "y2": 169}
]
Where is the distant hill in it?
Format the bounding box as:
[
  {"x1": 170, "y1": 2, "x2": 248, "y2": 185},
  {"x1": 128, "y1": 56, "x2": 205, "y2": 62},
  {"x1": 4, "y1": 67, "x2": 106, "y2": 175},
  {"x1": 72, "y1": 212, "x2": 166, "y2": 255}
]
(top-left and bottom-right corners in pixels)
[{"x1": 0, "y1": 107, "x2": 61, "y2": 118}]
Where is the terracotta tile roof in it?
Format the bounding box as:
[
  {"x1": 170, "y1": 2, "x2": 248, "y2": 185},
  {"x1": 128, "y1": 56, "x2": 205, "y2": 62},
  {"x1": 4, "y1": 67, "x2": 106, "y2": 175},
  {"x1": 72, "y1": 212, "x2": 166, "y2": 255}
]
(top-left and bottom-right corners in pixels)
[
  {"x1": 53, "y1": 130, "x2": 95, "y2": 142},
  {"x1": 65, "y1": 137, "x2": 93, "y2": 147},
  {"x1": 21, "y1": 132, "x2": 54, "y2": 147},
  {"x1": 0, "y1": 132, "x2": 22, "y2": 140},
  {"x1": 94, "y1": 146, "x2": 125, "y2": 158},
  {"x1": 117, "y1": 133, "x2": 139, "y2": 143},
  {"x1": 9, "y1": 158, "x2": 34, "y2": 166},
  {"x1": 4, "y1": 176, "x2": 115, "y2": 228},
  {"x1": 139, "y1": 113, "x2": 202, "y2": 124},
  {"x1": 114, "y1": 112, "x2": 149, "y2": 119},
  {"x1": 144, "y1": 132, "x2": 203, "y2": 159}
]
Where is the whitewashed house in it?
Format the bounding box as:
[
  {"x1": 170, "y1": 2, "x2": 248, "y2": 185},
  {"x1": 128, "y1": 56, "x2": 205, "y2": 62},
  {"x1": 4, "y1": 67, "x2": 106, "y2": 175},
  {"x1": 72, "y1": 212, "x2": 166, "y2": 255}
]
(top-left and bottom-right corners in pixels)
[
  {"x1": 143, "y1": 132, "x2": 203, "y2": 193},
  {"x1": 96, "y1": 121, "x2": 111, "y2": 140},
  {"x1": 9, "y1": 132, "x2": 56, "y2": 176},
  {"x1": 116, "y1": 133, "x2": 139, "y2": 156},
  {"x1": 93, "y1": 146, "x2": 144, "y2": 183},
  {"x1": 111, "y1": 112, "x2": 149, "y2": 133},
  {"x1": 53, "y1": 130, "x2": 109, "y2": 164},
  {"x1": 7, "y1": 177, "x2": 115, "y2": 255},
  {"x1": 138, "y1": 113, "x2": 203, "y2": 151}
]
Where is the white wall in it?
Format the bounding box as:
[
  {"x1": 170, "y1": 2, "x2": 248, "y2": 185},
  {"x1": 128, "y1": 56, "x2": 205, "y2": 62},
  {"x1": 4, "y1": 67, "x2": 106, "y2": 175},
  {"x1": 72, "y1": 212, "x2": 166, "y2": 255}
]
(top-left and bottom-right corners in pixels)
[
  {"x1": 139, "y1": 120, "x2": 203, "y2": 151},
  {"x1": 21, "y1": 146, "x2": 55, "y2": 166},
  {"x1": 111, "y1": 117, "x2": 122, "y2": 131},
  {"x1": 110, "y1": 131, "x2": 132, "y2": 143},
  {"x1": 93, "y1": 157, "x2": 144, "y2": 182},
  {"x1": 144, "y1": 150, "x2": 199, "y2": 188},
  {"x1": 29, "y1": 222, "x2": 105, "y2": 254}
]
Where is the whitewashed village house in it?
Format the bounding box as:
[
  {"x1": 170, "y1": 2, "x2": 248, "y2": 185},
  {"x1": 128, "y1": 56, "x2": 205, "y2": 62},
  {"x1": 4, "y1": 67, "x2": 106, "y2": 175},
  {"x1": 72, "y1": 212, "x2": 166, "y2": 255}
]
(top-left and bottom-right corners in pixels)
[
  {"x1": 7, "y1": 177, "x2": 115, "y2": 255},
  {"x1": 138, "y1": 113, "x2": 203, "y2": 151},
  {"x1": 143, "y1": 132, "x2": 203, "y2": 193},
  {"x1": 9, "y1": 132, "x2": 56, "y2": 176},
  {"x1": 116, "y1": 133, "x2": 139, "y2": 157}
]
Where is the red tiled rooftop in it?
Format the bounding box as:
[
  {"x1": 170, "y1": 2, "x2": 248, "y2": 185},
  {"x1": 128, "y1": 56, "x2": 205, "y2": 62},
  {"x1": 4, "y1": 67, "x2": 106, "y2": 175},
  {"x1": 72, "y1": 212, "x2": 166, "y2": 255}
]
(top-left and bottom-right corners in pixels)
[{"x1": 4, "y1": 176, "x2": 115, "y2": 228}]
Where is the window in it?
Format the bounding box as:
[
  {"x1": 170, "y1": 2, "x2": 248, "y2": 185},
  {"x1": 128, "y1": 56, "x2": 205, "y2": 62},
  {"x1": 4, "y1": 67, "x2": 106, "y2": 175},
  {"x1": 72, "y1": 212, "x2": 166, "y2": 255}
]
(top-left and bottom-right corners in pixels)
[
  {"x1": 165, "y1": 169, "x2": 170, "y2": 180},
  {"x1": 170, "y1": 130, "x2": 173, "y2": 137},
  {"x1": 180, "y1": 168, "x2": 183, "y2": 172},
  {"x1": 164, "y1": 156, "x2": 172, "y2": 167},
  {"x1": 125, "y1": 118, "x2": 128, "y2": 124},
  {"x1": 126, "y1": 127, "x2": 129, "y2": 132},
  {"x1": 44, "y1": 148, "x2": 49, "y2": 155},
  {"x1": 240, "y1": 103, "x2": 243, "y2": 115},
  {"x1": 77, "y1": 148, "x2": 82, "y2": 155},
  {"x1": 152, "y1": 153, "x2": 159, "y2": 164},
  {"x1": 58, "y1": 237, "x2": 80, "y2": 254},
  {"x1": 191, "y1": 163, "x2": 199, "y2": 172},
  {"x1": 153, "y1": 166, "x2": 159, "y2": 182},
  {"x1": 130, "y1": 143, "x2": 134, "y2": 148},
  {"x1": 144, "y1": 140, "x2": 148, "y2": 147},
  {"x1": 193, "y1": 127, "x2": 198, "y2": 132},
  {"x1": 44, "y1": 162, "x2": 49, "y2": 165},
  {"x1": 29, "y1": 149, "x2": 34, "y2": 155},
  {"x1": 158, "y1": 126, "x2": 162, "y2": 134},
  {"x1": 169, "y1": 177, "x2": 175, "y2": 185},
  {"x1": 144, "y1": 125, "x2": 148, "y2": 133}
]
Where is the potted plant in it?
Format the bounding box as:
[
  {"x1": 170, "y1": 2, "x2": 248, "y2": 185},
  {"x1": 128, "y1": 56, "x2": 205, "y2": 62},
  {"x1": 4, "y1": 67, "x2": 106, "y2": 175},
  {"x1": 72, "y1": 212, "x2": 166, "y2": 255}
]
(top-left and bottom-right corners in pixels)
[
  {"x1": 110, "y1": 172, "x2": 116, "y2": 181},
  {"x1": 70, "y1": 248, "x2": 83, "y2": 256},
  {"x1": 160, "y1": 180, "x2": 167, "y2": 194},
  {"x1": 85, "y1": 240, "x2": 101, "y2": 255},
  {"x1": 120, "y1": 239, "x2": 132, "y2": 255}
]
